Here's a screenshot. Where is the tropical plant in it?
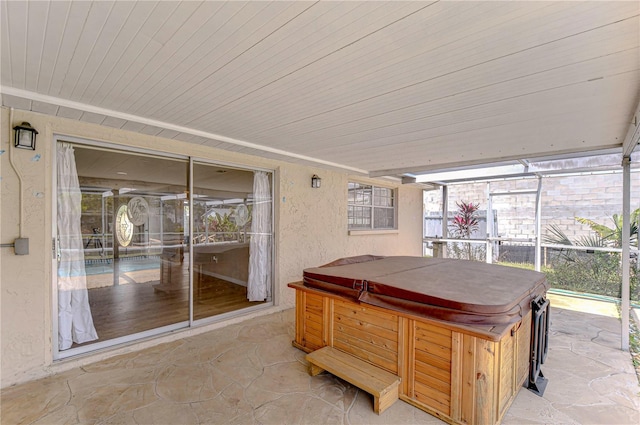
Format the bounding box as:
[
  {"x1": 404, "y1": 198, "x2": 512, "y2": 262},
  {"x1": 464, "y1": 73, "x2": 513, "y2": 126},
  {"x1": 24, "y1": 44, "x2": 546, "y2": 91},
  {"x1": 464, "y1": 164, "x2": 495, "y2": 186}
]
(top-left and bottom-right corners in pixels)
[
  {"x1": 544, "y1": 209, "x2": 640, "y2": 249},
  {"x1": 543, "y1": 224, "x2": 573, "y2": 246},
  {"x1": 449, "y1": 201, "x2": 480, "y2": 238},
  {"x1": 449, "y1": 201, "x2": 480, "y2": 260},
  {"x1": 543, "y1": 211, "x2": 640, "y2": 303},
  {"x1": 574, "y1": 209, "x2": 639, "y2": 248},
  {"x1": 543, "y1": 224, "x2": 606, "y2": 262},
  {"x1": 208, "y1": 211, "x2": 239, "y2": 241}
]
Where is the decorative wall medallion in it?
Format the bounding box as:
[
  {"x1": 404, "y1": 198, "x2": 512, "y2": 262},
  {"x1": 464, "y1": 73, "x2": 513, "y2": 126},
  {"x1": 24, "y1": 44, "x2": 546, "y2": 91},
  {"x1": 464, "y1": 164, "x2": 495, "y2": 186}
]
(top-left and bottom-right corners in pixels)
[
  {"x1": 116, "y1": 205, "x2": 134, "y2": 247},
  {"x1": 127, "y1": 196, "x2": 149, "y2": 226},
  {"x1": 235, "y1": 204, "x2": 249, "y2": 227}
]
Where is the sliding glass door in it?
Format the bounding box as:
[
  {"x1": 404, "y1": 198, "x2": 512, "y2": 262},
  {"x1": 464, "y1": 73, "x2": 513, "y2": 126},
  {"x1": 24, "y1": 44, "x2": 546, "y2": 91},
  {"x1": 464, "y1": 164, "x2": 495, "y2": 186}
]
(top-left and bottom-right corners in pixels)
[
  {"x1": 191, "y1": 163, "x2": 271, "y2": 320},
  {"x1": 54, "y1": 139, "x2": 272, "y2": 358}
]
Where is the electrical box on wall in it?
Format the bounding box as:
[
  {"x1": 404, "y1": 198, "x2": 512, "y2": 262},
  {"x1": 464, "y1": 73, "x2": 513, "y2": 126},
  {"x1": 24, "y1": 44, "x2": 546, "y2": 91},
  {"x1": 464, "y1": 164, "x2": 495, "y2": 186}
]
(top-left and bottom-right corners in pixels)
[{"x1": 14, "y1": 238, "x2": 29, "y2": 255}]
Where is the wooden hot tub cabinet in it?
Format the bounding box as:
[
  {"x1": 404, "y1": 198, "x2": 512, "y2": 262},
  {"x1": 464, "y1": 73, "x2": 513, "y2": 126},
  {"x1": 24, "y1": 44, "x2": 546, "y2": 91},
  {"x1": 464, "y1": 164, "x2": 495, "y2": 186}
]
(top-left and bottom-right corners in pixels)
[{"x1": 289, "y1": 256, "x2": 548, "y2": 425}]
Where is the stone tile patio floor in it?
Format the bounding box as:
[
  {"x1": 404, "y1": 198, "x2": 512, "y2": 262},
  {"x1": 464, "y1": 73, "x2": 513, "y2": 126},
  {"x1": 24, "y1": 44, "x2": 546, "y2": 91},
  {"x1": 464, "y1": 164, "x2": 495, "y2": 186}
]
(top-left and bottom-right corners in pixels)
[{"x1": 2, "y1": 294, "x2": 639, "y2": 424}]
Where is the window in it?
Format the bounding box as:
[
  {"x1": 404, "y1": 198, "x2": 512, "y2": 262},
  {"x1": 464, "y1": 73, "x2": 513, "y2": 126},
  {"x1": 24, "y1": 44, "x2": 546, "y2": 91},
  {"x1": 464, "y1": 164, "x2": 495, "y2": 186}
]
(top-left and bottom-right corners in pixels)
[{"x1": 348, "y1": 182, "x2": 396, "y2": 230}]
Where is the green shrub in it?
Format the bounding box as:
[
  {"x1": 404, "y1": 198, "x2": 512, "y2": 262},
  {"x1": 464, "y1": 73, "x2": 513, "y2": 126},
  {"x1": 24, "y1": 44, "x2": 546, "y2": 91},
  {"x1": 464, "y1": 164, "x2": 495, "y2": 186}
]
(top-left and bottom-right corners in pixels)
[
  {"x1": 544, "y1": 251, "x2": 639, "y2": 302},
  {"x1": 542, "y1": 212, "x2": 640, "y2": 303},
  {"x1": 500, "y1": 253, "x2": 639, "y2": 303},
  {"x1": 447, "y1": 241, "x2": 486, "y2": 262}
]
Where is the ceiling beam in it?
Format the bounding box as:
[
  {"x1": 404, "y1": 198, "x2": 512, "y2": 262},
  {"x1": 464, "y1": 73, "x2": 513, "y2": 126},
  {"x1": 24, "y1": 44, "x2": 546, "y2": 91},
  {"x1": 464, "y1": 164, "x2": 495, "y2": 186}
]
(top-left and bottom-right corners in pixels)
[
  {"x1": 368, "y1": 157, "x2": 524, "y2": 178},
  {"x1": 1, "y1": 86, "x2": 369, "y2": 175},
  {"x1": 622, "y1": 97, "x2": 640, "y2": 157}
]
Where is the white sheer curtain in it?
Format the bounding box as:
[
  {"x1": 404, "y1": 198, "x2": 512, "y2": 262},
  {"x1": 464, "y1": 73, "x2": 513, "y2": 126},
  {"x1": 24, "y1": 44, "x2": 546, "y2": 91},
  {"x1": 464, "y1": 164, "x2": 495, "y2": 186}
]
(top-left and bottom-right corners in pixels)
[
  {"x1": 247, "y1": 171, "x2": 272, "y2": 302},
  {"x1": 57, "y1": 143, "x2": 98, "y2": 350}
]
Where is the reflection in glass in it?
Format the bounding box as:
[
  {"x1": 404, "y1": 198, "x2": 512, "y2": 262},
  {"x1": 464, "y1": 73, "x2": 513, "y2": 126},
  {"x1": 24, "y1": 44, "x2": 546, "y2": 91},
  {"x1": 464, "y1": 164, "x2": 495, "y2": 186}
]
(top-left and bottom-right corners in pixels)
[
  {"x1": 61, "y1": 145, "x2": 189, "y2": 349},
  {"x1": 56, "y1": 144, "x2": 273, "y2": 355},
  {"x1": 192, "y1": 163, "x2": 270, "y2": 320}
]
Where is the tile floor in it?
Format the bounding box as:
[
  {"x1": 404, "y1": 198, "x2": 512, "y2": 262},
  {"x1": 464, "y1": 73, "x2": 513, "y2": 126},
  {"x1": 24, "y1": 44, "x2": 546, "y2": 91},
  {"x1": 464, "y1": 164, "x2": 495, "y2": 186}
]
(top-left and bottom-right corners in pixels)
[{"x1": 2, "y1": 295, "x2": 639, "y2": 425}]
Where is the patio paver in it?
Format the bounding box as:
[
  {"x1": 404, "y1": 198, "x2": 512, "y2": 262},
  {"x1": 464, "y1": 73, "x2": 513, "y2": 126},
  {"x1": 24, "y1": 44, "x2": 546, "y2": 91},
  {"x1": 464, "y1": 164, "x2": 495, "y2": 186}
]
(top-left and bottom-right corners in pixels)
[{"x1": 2, "y1": 296, "x2": 639, "y2": 425}]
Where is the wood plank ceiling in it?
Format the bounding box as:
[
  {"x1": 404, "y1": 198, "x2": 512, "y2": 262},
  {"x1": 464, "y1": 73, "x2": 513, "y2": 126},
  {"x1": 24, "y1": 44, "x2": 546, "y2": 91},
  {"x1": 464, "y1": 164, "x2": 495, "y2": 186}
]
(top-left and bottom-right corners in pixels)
[{"x1": 1, "y1": 1, "x2": 639, "y2": 178}]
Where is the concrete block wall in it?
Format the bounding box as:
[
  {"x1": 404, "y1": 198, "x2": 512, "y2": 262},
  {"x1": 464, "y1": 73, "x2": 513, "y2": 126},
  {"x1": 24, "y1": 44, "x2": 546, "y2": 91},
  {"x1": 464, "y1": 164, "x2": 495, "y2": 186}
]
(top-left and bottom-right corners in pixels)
[{"x1": 425, "y1": 172, "x2": 640, "y2": 242}]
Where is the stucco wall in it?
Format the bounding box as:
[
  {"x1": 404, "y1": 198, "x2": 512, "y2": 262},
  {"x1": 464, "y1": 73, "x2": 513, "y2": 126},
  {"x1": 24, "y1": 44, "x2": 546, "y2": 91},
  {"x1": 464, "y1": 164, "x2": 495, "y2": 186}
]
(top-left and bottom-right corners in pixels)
[{"x1": 0, "y1": 107, "x2": 424, "y2": 388}]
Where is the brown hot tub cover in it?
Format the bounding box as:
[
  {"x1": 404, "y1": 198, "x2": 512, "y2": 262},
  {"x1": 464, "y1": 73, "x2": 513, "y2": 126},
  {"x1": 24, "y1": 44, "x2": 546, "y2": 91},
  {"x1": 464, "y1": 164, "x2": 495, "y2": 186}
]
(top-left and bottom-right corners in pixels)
[{"x1": 303, "y1": 256, "x2": 548, "y2": 326}]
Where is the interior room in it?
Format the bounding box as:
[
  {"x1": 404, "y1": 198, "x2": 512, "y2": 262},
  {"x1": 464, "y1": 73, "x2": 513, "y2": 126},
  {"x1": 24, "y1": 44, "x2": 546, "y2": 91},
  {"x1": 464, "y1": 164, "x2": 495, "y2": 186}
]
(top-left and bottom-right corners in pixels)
[{"x1": 64, "y1": 144, "x2": 268, "y2": 351}]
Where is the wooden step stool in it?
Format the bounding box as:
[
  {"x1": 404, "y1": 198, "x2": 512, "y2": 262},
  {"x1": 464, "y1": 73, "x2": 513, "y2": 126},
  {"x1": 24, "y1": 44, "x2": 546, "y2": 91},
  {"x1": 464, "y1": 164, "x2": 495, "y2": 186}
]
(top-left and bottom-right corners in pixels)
[{"x1": 305, "y1": 346, "x2": 401, "y2": 414}]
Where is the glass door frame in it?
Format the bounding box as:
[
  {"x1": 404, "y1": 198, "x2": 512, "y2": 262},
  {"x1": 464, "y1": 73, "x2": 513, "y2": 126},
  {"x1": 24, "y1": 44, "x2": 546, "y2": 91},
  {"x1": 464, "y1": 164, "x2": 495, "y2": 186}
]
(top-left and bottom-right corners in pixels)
[
  {"x1": 189, "y1": 157, "x2": 275, "y2": 326},
  {"x1": 52, "y1": 135, "x2": 275, "y2": 360}
]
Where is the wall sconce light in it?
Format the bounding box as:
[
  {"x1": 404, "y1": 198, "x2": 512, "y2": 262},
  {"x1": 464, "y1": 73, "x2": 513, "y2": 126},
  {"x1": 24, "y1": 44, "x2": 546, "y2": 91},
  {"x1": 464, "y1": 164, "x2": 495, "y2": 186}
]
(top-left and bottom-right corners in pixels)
[
  {"x1": 311, "y1": 174, "x2": 321, "y2": 188},
  {"x1": 13, "y1": 122, "x2": 38, "y2": 150}
]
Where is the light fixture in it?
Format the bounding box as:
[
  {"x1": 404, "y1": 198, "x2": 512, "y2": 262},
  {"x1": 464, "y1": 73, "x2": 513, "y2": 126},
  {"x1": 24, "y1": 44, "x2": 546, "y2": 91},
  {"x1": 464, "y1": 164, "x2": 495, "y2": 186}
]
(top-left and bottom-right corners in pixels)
[
  {"x1": 311, "y1": 174, "x2": 321, "y2": 188},
  {"x1": 13, "y1": 122, "x2": 38, "y2": 150}
]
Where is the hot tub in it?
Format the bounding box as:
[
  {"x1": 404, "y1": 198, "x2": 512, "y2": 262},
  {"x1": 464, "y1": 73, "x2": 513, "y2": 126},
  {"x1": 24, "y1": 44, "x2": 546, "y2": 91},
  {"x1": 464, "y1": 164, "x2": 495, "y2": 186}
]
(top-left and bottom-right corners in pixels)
[{"x1": 289, "y1": 255, "x2": 549, "y2": 424}]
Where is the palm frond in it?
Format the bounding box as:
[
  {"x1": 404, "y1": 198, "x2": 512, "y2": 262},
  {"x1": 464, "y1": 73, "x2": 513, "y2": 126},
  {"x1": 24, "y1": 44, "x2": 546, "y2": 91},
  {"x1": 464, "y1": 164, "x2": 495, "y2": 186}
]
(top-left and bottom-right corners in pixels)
[
  {"x1": 575, "y1": 217, "x2": 614, "y2": 239},
  {"x1": 575, "y1": 234, "x2": 606, "y2": 247},
  {"x1": 543, "y1": 224, "x2": 573, "y2": 245}
]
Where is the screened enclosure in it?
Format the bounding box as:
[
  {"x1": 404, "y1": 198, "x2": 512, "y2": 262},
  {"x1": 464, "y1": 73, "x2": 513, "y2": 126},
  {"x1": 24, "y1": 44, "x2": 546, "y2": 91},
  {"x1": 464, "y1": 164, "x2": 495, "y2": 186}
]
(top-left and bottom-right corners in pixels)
[{"x1": 422, "y1": 150, "x2": 640, "y2": 309}]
